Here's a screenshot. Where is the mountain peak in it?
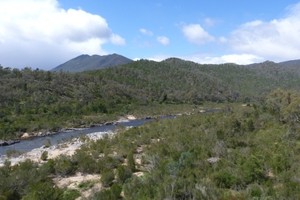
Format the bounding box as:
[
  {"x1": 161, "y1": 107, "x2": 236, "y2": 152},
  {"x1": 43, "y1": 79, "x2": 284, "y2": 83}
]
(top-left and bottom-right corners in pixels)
[{"x1": 51, "y1": 54, "x2": 132, "y2": 72}]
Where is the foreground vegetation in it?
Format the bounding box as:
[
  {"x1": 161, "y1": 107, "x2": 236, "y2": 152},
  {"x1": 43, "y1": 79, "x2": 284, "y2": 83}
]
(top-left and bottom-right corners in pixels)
[{"x1": 0, "y1": 89, "x2": 299, "y2": 199}]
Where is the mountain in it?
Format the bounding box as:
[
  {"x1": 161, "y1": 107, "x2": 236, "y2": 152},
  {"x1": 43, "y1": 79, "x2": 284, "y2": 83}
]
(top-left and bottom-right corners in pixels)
[{"x1": 51, "y1": 53, "x2": 133, "y2": 72}]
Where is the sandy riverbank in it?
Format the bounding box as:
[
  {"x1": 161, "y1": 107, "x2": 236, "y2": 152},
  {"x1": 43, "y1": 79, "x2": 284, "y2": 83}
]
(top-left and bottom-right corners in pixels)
[
  {"x1": 0, "y1": 130, "x2": 115, "y2": 167},
  {"x1": 0, "y1": 114, "x2": 140, "y2": 167}
]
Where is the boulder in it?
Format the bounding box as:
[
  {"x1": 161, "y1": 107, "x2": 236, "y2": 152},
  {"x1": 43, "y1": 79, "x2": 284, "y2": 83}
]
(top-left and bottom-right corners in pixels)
[
  {"x1": 207, "y1": 157, "x2": 220, "y2": 164},
  {"x1": 126, "y1": 115, "x2": 136, "y2": 120},
  {"x1": 0, "y1": 140, "x2": 20, "y2": 146},
  {"x1": 21, "y1": 132, "x2": 30, "y2": 139}
]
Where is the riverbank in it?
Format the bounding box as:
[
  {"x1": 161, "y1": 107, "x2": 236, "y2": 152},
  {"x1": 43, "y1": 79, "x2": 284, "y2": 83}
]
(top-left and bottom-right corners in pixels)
[
  {"x1": 1, "y1": 103, "x2": 206, "y2": 142},
  {"x1": 0, "y1": 106, "x2": 224, "y2": 166},
  {"x1": 0, "y1": 114, "x2": 138, "y2": 148},
  {"x1": 0, "y1": 130, "x2": 115, "y2": 167}
]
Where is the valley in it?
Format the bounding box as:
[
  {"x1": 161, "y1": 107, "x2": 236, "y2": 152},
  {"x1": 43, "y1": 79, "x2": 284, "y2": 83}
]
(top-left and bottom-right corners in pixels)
[{"x1": 0, "y1": 57, "x2": 299, "y2": 199}]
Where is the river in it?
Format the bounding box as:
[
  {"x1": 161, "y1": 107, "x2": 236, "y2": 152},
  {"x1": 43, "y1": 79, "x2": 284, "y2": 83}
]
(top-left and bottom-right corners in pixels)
[
  {"x1": 0, "y1": 117, "x2": 156, "y2": 156},
  {"x1": 0, "y1": 108, "x2": 222, "y2": 156}
]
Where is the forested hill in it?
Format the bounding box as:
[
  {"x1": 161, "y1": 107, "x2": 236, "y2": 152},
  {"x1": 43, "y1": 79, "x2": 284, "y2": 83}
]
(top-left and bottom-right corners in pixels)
[
  {"x1": 0, "y1": 58, "x2": 300, "y2": 139},
  {"x1": 162, "y1": 58, "x2": 300, "y2": 98}
]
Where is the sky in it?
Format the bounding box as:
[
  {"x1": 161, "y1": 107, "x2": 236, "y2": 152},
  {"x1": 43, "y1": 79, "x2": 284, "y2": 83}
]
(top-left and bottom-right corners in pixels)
[{"x1": 1, "y1": 0, "x2": 300, "y2": 70}]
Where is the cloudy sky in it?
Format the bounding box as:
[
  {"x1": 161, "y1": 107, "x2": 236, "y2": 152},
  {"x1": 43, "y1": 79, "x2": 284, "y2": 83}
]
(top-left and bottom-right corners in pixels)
[{"x1": 1, "y1": 0, "x2": 300, "y2": 69}]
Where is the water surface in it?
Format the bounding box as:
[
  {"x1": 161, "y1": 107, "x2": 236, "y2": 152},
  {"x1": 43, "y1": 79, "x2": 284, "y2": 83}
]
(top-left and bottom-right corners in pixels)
[{"x1": 0, "y1": 118, "x2": 152, "y2": 156}]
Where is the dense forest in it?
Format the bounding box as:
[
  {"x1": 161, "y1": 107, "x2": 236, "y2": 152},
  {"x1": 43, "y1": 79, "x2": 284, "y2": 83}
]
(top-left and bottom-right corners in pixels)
[{"x1": 1, "y1": 59, "x2": 299, "y2": 139}]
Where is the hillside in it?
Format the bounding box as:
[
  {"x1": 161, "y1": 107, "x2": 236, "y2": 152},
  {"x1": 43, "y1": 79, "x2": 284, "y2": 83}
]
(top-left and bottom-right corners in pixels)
[
  {"x1": 278, "y1": 59, "x2": 300, "y2": 75},
  {"x1": 0, "y1": 58, "x2": 300, "y2": 139},
  {"x1": 51, "y1": 53, "x2": 133, "y2": 72}
]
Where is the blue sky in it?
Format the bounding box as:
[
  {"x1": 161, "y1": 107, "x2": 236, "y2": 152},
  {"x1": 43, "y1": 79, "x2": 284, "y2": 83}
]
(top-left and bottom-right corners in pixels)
[{"x1": 1, "y1": 0, "x2": 300, "y2": 69}]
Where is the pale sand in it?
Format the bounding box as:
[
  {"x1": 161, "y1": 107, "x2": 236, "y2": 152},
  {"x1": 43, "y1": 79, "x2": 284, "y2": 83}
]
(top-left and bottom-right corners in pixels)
[
  {"x1": 53, "y1": 172, "x2": 101, "y2": 189},
  {"x1": 53, "y1": 171, "x2": 102, "y2": 199}
]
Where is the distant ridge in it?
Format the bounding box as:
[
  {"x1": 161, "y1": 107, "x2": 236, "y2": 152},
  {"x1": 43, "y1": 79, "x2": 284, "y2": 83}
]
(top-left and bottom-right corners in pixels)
[{"x1": 51, "y1": 53, "x2": 133, "y2": 72}]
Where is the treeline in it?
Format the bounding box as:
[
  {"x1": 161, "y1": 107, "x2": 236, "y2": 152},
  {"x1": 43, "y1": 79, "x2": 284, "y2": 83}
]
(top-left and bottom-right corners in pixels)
[
  {"x1": 0, "y1": 58, "x2": 300, "y2": 139},
  {"x1": 0, "y1": 89, "x2": 299, "y2": 199}
]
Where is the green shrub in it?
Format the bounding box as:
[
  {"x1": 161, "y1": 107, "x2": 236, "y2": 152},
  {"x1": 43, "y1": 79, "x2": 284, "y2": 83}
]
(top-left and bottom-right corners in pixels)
[
  {"x1": 62, "y1": 189, "x2": 80, "y2": 200},
  {"x1": 22, "y1": 181, "x2": 62, "y2": 200},
  {"x1": 43, "y1": 139, "x2": 51, "y2": 148},
  {"x1": 39, "y1": 159, "x2": 55, "y2": 174},
  {"x1": 92, "y1": 189, "x2": 117, "y2": 200},
  {"x1": 41, "y1": 151, "x2": 48, "y2": 161},
  {"x1": 111, "y1": 183, "x2": 122, "y2": 199},
  {"x1": 117, "y1": 165, "x2": 132, "y2": 183},
  {"x1": 246, "y1": 183, "x2": 264, "y2": 198},
  {"x1": 127, "y1": 151, "x2": 136, "y2": 172},
  {"x1": 73, "y1": 150, "x2": 99, "y2": 173},
  {"x1": 78, "y1": 181, "x2": 94, "y2": 190},
  {"x1": 54, "y1": 155, "x2": 76, "y2": 176},
  {"x1": 213, "y1": 170, "x2": 239, "y2": 189},
  {"x1": 242, "y1": 155, "x2": 266, "y2": 184},
  {"x1": 101, "y1": 169, "x2": 115, "y2": 187}
]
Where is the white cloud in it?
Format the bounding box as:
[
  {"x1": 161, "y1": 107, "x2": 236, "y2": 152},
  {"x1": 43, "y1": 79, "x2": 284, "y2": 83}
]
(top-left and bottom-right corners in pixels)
[
  {"x1": 0, "y1": 0, "x2": 125, "y2": 69},
  {"x1": 228, "y1": 2, "x2": 300, "y2": 62},
  {"x1": 139, "y1": 28, "x2": 153, "y2": 36},
  {"x1": 110, "y1": 34, "x2": 126, "y2": 45},
  {"x1": 182, "y1": 24, "x2": 214, "y2": 45},
  {"x1": 142, "y1": 55, "x2": 169, "y2": 62},
  {"x1": 144, "y1": 53, "x2": 262, "y2": 65},
  {"x1": 157, "y1": 36, "x2": 170, "y2": 46},
  {"x1": 184, "y1": 54, "x2": 263, "y2": 65}
]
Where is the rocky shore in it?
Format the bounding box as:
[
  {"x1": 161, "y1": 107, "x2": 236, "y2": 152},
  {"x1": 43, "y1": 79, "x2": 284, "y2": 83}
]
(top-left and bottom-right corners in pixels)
[{"x1": 0, "y1": 140, "x2": 20, "y2": 146}]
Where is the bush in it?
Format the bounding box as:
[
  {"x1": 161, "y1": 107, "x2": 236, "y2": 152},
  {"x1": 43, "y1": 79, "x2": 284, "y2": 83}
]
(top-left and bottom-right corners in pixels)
[
  {"x1": 54, "y1": 155, "x2": 76, "y2": 176},
  {"x1": 22, "y1": 181, "x2": 62, "y2": 200},
  {"x1": 41, "y1": 151, "x2": 48, "y2": 161},
  {"x1": 43, "y1": 139, "x2": 51, "y2": 148},
  {"x1": 73, "y1": 150, "x2": 99, "y2": 173},
  {"x1": 111, "y1": 183, "x2": 122, "y2": 199},
  {"x1": 92, "y1": 188, "x2": 119, "y2": 200},
  {"x1": 78, "y1": 181, "x2": 94, "y2": 190},
  {"x1": 246, "y1": 183, "x2": 264, "y2": 198},
  {"x1": 242, "y1": 155, "x2": 266, "y2": 184},
  {"x1": 62, "y1": 189, "x2": 80, "y2": 200},
  {"x1": 101, "y1": 169, "x2": 115, "y2": 187},
  {"x1": 117, "y1": 165, "x2": 132, "y2": 183},
  {"x1": 39, "y1": 159, "x2": 55, "y2": 174},
  {"x1": 127, "y1": 151, "x2": 136, "y2": 172},
  {"x1": 213, "y1": 170, "x2": 240, "y2": 189}
]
